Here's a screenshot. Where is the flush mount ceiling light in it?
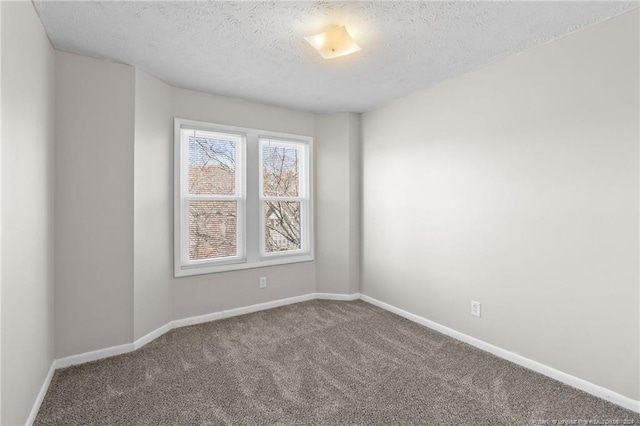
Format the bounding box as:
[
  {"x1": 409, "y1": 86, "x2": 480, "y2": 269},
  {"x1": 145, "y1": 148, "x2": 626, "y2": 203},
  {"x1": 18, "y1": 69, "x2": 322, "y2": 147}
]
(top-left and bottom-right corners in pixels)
[{"x1": 304, "y1": 25, "x2": 361, "y2": 59}]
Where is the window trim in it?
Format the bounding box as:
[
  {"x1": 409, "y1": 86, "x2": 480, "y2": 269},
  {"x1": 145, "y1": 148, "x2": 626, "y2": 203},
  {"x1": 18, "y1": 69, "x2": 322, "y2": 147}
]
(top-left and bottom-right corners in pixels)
[
  {"x1": 178, "y1": 128, "x2": 246, "y2": 269},
  {"x1": 174, "y1": 118, "x2": 314, "y2": 277},
  {"x1": 258, "y1": 137, "x2": 311, "y2": 260}
]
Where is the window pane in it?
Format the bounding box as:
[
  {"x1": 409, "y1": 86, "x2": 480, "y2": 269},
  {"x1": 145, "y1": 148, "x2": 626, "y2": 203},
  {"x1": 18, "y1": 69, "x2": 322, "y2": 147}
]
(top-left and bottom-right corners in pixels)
[
  {"x1": 262, "y1": 144, "x2": 299, "y2": 197},
  {"x1": 264, "y1": 201, "x2": 301, "y2": 253},
  {"x1": 189, "y1": 201, "x2": 237, "y2": 260},
  {"x1": 189, "y1": 135, "x2": 236, "y2": 195}
]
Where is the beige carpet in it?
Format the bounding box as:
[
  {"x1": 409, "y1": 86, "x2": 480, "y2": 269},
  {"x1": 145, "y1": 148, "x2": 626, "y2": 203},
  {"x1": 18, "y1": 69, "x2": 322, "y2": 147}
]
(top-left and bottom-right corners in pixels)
[{"x1": 35, "y1": 300, "x2": 639, "y2": 425}]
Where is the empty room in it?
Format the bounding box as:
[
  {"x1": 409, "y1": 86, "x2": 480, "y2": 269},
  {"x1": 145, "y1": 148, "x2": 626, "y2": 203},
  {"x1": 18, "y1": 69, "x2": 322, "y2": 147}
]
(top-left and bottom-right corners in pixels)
[{"x1": 1, "y1": 0, "x2": 639, "y2": 424}]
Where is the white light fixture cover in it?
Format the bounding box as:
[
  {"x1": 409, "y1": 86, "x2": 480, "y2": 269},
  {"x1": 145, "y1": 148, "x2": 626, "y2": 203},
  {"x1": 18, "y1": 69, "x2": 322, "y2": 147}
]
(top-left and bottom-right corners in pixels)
[{"x1": 304, "y1": 25, "x2": 361, "y2": 59}]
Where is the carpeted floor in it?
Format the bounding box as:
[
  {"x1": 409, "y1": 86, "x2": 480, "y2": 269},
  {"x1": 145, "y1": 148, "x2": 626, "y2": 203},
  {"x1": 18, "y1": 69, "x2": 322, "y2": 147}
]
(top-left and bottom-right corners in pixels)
[{"x1": 35, "y1": 300, "x2": 639, "y2": 425}]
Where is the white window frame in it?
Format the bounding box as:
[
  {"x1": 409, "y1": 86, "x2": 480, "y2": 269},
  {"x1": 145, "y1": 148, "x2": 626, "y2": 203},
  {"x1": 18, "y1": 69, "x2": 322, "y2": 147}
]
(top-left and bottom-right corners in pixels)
[
  {"x1": 259, "y1": 137, "x2": 311, "y2": 259},
  {"x1": 176, "y1": 125, "x2": 247, "y2": 272},
  {"x1": 174, "y1": 118, "x2": 314, "y2": 277}
]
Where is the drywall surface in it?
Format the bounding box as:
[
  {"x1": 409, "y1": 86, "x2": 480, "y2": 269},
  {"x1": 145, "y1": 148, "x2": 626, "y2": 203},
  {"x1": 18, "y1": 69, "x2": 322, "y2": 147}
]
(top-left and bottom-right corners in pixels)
[
  {"x1": 54, "y1": 51, "x2": 135, "y2": 358},
  {"x1": 53, "y1": 58, "x2": 322, "y2": 351},
  {"x1": 348, "y1": 113, "x2": 361, "y2": 295},
  {"x1": 315, "y1": 113, "x2": 360, "y2": 295},
  {"x1": 361, "y1": 10, "x2": 639, "y2": 400},
  {"x1": 1, "y1": 2, "x2": 54, "y2": 423},
  {"x1": 1, "y1": 3, "x2": 4, "y2": 421},
  {"x1": 133, "y1": 69, "x2": 173, "y2": 340},
  {"x1": 169, "y1": 87, "x2": 317, "y2": 320},
  {"x1": 135, "y1": 74, "x2": 320, "y2": 336},
  {"x1": 33, "y1": 1, "x2": 637, "y2": 113}
]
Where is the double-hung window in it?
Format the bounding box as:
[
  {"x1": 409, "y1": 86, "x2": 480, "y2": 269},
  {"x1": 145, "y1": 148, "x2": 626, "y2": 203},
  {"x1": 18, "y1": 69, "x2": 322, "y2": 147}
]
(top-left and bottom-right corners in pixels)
[
  {"x1": 260, "y1": 138, "x2": 310, "y2": 257},
  {"x1": 174, "y1": 119, "x2": 313, "y2": 277}
]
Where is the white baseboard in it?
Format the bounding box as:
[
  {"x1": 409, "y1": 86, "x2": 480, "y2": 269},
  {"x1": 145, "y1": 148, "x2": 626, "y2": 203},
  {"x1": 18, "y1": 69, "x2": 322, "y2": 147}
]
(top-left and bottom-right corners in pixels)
[
  {"x1": 25, "y1": 364, "x2": 55, "y2": 426},
  {"x1": 53, "y1": 342, "x2": 134, "y2": 369},
  {"x1": 359, "y1": 294, "x2": 640, "y2": 414},
  {"x1": 31, "y1": 292, "x2": 338, "y2": 423},
  {"x1": 41, "y1": 292, "x2": 638, "y2": 422},
  {"x1": 219, "y1": 293, "x2": 317, "y2": 321},
  {"x1": 52, "y1": 292, "x2": 352, "y2": 372},
  {"x1": 172, "y1": 293, "x2": 318, "y2": 330},
  {"x1": 133, "y1": 321, "x2": 173, "y2": 350},
  {"x1": 316, "y1": 292, "x2": 361, "y2": 301}
]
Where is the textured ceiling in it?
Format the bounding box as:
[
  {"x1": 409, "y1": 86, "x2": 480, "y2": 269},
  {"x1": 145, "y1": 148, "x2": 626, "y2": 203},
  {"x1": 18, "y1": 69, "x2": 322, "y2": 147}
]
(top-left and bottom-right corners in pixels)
[{"x1": 33, "y1": 1, "x2": 637, "y2": 113}]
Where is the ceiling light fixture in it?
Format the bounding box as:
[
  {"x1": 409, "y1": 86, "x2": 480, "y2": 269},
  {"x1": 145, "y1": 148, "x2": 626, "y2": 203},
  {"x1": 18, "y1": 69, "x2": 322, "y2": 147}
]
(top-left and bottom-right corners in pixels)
[{"x1": 304, "y1": 25, "x2": 361, "y2": 59}]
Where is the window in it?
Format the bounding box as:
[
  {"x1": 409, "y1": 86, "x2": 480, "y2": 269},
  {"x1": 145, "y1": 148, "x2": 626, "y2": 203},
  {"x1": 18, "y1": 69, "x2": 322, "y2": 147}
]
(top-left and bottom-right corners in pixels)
[
  {"x1": 260, "y1": 138, "x2": 310, "y2": 257},
  {"x1": 174, "y1": 119, "x2": 313, "y2": 276},
  {"x1": 178, "y1": 127, "x2": 245, "y2": 267}
]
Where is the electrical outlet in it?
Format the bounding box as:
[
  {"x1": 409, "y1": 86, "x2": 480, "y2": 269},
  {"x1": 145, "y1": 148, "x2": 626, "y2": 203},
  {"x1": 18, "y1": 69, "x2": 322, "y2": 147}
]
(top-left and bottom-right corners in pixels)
[
  {"x1": 471, "y1": 301, "x2": 481, "y2": 317},
  {"x1": 259, "y1": 277, "x2": 267, "y2": 289}
]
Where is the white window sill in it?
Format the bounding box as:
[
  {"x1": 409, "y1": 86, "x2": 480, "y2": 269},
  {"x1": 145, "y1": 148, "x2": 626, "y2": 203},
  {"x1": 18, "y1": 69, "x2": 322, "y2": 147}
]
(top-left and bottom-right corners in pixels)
[{"x1": 175, "y1": 254, "x2": 314, "y2": 277}]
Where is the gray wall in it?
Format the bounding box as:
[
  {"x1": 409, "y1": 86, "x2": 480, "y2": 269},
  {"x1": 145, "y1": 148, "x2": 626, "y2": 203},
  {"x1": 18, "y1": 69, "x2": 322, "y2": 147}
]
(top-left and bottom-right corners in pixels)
[
  {"x1": 133, "y1": 69, "x2": 173, "y2": 340},
  {"x1": 315, "y1": 113, "x2": 360, "y2": 295},
  {"x1": 58, "y1": 64, "x2": 320, "y2": 344},
  {"x1": 170, "y1": 87, "x2": 317, "y2": 323},
  {"x1": 133, "y1": 75, "x2": 319, "y2": 337},
  {"x1": 29, "y1": 8, "x2": 639, "y2": 416},
  {"x1": 361, "y1": 10, "x2": 639, "y2": 400},
  {"x1": 54, "y1": 51, "x2": 135, "y2": 358},
  {"x1": 1, "y1": 2, "x2": 54, "y2": 423}
]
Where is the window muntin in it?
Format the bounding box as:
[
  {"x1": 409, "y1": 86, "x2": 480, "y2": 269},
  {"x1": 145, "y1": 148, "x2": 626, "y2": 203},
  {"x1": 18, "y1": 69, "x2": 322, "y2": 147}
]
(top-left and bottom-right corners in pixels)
[
  {"x1": 174, "y1": 119, "x2": 313, "y2": 277},
  {"x1": 179, "y1": 128, "x2": 245, "y2": 266},
  {"x1": 259, "y1": 139, "x2": 309, "y2": 257}
]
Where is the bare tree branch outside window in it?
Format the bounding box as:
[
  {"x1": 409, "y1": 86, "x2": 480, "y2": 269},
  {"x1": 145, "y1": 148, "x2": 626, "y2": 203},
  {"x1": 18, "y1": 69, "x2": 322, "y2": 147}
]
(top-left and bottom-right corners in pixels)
[
  {"x1": 176, "y1": 121, "x2": 312, "y2": 278},
  {"x1": 262, "y1": 145, "x2": 301, "y2": 253},
  {"x1": 188, "y1": 137, "x2": 238, "y2": 260}
]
